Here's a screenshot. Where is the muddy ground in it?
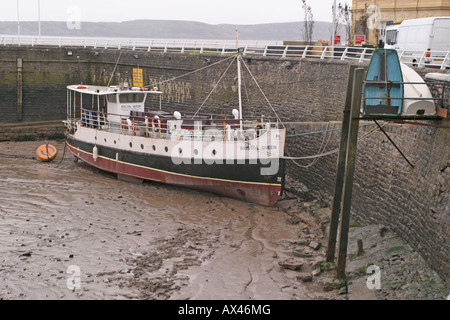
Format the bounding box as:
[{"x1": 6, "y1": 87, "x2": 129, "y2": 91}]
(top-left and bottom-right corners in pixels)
[{"x1": 0, "y1": 140, "x2": 447, "y2": 300}]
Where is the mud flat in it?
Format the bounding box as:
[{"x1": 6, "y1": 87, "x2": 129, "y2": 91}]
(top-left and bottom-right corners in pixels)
[{"x1": 0, "y1": 140, "x2": 447, "y2": 300}]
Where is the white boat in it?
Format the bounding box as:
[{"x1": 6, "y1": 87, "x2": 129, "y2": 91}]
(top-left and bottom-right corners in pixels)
[
  {"x1": 400, "y1": 63, "x2": 436, "y2": 116},
  {"x1": 64, "y1": 54, "x2": 286, "y2": 206},
  {"x1": 363, "y1": 48, "x2": 437, "y2": 117}
]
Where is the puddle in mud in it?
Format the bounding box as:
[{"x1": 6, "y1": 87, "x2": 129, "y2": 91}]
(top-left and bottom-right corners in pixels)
[{"x1": 0, "y1": 140, "x2": 341, "y2": 300}]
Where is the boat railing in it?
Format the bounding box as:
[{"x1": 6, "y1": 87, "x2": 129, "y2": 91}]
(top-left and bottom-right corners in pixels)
[
  {"x1": 75, "y1": 109, "x2": 278, "y2": 141},
  {"x1": 80, "y1": 109, "x2": 108, "y2": 129}
]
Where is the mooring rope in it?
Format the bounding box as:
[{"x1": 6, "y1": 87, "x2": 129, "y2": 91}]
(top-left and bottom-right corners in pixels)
[
  {"x1": 0, "y1": 138, "x2": 68, "y2": 163},
  {"x1": 284, "y1": 121, "x2": 386, "y2": 165},
  {"x1": 287, "y1": 122, "x2": 335, "y2": 168},
  {"x1": 55, "y1": 137, "x2": 68, "y2": 166},
  {"x1": 286, "y1": 122, "x2": 378, "y2": 138}
]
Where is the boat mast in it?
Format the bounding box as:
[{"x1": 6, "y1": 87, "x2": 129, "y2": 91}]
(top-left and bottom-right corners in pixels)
[
  {"x1": 237, "y1": 53, "x2": 243, "y2": 133},
  {"x1": 236, "y1": 27, "x2": 243, "y2": 132}
]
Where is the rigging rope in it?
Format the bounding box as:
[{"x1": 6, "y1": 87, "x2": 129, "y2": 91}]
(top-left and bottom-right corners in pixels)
[
  {"x1": 107, "y1": 51, "x2": 123, "y2": 87},
  {"x1": 240, "y1": 57, "x2": 286, "y2": 128},
  {"x1": 145, "y1": 55, "x2": 236, "y2": 89},
  {"x1": 142, "y1": 53, "x2": 286, "y2": 127},
  {"x1": 193, "y1": 56, "x2": 237, "y2": 117}
]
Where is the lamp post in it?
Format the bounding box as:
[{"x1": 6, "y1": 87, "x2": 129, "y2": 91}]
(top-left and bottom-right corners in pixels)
[
  {"x1": 401, "y1": 0, "x2": 404, "y2": 20},
  {"x1": 17, "y1": 0, "x2": 20, "y2": 38},
  {"x1": 331, "y1": 0, "x2": 336, "y2": 48},
  {"x1": 38, "y1": 0, "x2": 41, "y2": 37}
]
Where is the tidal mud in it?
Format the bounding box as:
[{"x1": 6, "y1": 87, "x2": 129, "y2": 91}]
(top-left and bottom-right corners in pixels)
[
  {"x1": 0, "y1": 140, "x2": 446, "y2": 300},
  {"x1": 0, "y1": 140, "x2": 336, "y2": 300}
]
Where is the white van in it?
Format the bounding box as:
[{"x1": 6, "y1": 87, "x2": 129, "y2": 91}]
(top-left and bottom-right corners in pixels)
[{"x1": 384, "y1": 17, "x2": 450, "y2": 67}]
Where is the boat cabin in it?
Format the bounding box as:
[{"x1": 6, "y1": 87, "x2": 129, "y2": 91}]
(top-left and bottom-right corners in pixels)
[
  {"x1": 66, "y1": 84, "x2": 162, "y2": 129},
  {"x1": 66, "y1": 83, "x2": 274, "y2": 141}
]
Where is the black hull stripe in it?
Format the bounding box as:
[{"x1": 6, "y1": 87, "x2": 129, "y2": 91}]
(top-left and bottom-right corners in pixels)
[{"x1": 67, "y1": 137, "x2": 284, "y2": 187}]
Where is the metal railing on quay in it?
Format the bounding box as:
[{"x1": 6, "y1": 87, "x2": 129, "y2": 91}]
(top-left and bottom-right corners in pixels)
[{"x1": 1, "y1": 35, "x2": 449, "y2": 69}]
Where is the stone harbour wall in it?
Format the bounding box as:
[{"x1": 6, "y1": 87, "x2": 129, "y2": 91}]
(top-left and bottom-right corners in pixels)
[
  {"x1": 0, "y1": 46, "x2": 351, "y2": 124},
  {"x1": 0, "y1": 46, "x2": 448, "y2": 285},
  {"x1": 0, "y1": 120, "x2": 64, "y2": 141},
  {"x1": 284, "y1": 120, "x2": 449, "y2": 286}
]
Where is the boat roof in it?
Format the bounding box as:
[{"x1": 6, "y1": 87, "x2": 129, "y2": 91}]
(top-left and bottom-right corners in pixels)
[{"x1": 67, "y1": 84, "x2": 162, "y2": 95}]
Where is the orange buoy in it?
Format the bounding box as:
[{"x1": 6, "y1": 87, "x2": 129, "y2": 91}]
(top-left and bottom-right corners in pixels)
[{"x1": 36, "y1": 144, "x2": 58, "y2": 162}]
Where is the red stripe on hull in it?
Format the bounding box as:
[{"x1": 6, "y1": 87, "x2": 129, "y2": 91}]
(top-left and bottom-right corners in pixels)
[{"x1": 67, "y1": 143, "x2": 281, "y2": 206}]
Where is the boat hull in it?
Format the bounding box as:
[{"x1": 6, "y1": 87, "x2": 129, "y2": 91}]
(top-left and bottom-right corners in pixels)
[
  {"x1": 66, "y1": 136, "x2": 284, "y2": 206},
  {"x1": 363, "y1": 49, "x2": 404, "y2": 116}
]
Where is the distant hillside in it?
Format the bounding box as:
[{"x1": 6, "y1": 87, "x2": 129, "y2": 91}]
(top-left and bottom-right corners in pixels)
[{"x1": 0, "y1": 20, "x2": 334, "y2": 41}]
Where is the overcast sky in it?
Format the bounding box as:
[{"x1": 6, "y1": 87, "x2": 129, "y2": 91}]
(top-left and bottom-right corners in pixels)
[{"x1": 0, "y1": 0, "x2": 343, "y2": 24}]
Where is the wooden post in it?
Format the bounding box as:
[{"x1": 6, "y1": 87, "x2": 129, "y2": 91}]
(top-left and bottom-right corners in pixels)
[
  {"x1": 336, "y1": 67, "x2": 364, "y2": 279},
  {"x1": 17, "y1": 57, "x2": 23, "y2": 121},
  {"x1": 326, "y1": 65, "x2": 357, "y2": 263}
]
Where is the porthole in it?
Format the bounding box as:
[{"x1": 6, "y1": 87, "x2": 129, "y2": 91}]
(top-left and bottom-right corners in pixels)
[
  {"x1": 165, "y1": 146, "x2": 168, "y2": 152},
  {"x1": 178, "y1": 148, "x2": 182, "y2": 154},
  {"x1": 129, "y1": 142, "x2": 133, "y2": 148},
  {"x1": 152, "y1": 145, "x2": 156, "y2": 151},
  {"x1": 140, "y1": 144, "x2": 144, "y2": 150},
  {"x1": 212, "y1": 149, "x2": 216, "y2": 156},
  {"x1": 104, "y1": 138, "x2": 107, "y2": 143},
  {"x1": 114, "y1": 140, "x2": 116, "y2": 145}
]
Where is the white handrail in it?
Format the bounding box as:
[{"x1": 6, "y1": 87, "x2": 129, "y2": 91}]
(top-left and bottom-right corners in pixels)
[
  {"x1": 0, "y1": 35, "x2": 449, "y2": 69},
  {"x1": 441, "y1": 51, "x2": 450, "y2": 70}
]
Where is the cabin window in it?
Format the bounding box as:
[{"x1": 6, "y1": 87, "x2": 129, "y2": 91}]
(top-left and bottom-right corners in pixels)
[
  {"x1": 119, "y1": 93, "x2": 145, "y2": 103},
  {"x1": 107, "y1": 94, "x2": 117, "y2": 103}
]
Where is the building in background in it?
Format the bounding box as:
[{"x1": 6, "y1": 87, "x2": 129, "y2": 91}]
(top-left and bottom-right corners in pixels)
[{"x1": 351, "y1": 0, "x2": 450, "y2": 46}]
